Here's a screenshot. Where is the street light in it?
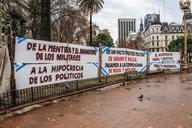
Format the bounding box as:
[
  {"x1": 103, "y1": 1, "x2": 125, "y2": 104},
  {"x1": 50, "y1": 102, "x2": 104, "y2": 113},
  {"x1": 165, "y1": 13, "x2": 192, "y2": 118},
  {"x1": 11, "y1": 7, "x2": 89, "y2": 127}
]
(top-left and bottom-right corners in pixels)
[{"x1": 179, "y1": 0, "x2": 191, "y2": 71}]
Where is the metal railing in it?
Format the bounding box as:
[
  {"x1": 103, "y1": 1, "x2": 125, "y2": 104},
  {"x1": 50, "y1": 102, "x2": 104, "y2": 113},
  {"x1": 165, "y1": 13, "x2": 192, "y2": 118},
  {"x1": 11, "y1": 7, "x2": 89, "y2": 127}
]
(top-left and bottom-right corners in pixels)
[{"x1": 0, "y1": 73, "x2": 145, "y2": 112}]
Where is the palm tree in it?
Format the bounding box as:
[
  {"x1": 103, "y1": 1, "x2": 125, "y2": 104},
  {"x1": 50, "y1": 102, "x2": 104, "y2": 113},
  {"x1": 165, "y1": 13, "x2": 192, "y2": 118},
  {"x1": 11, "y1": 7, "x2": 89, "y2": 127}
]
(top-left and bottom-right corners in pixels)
[
  {"x1": 76, "y1": 0, "x2": 104, "y2": 46},
  {"x1": 40, "y1": 0, "x2": 51, "y2": 41}
]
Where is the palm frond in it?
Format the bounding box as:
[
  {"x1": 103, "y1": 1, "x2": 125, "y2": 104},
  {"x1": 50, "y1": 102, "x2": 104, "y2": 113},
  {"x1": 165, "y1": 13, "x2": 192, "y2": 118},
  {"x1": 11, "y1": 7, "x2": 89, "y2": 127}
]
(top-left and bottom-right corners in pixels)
[{"x1": 76, "y1": 0, "x2": 104, "y2": 14}]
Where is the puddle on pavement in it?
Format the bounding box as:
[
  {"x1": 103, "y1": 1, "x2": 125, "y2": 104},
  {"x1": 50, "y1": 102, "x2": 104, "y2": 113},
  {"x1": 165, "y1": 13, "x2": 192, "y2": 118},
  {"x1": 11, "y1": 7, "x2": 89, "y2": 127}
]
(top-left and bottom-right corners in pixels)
[
  {"x1": 184, "y1": 87, "x2": 192, "y2": 91},
  {"x1": 155, "y1": 80, "x2": 162, "y2": 83},
  {"x1": 187, "y1": 113, "x2": 192, "y2": 120},
  {"x1": 147, "y1": 85, "x2": 151, "y2": 87},
  {"x1": 69, "y1": 99, "x2": 79, "y2": 103},
  {"x1": 186, "y1": 78, "x2": 192, "y2": 82},
  {"x1": 73, "y1": 111, "x2": 84, "y2": 115},
  {"x1": 124, "y1": 87, "x2": 132, "y2": 91},
  {"x1": 154, "y1": 85, "x2": 161, "y2": 88},
  {"x1": 180, "y1": 80, "x2": 186, "y2": 83},
  {"x1": 145, "y1": 95, "x2": 168, "y2": 104}
]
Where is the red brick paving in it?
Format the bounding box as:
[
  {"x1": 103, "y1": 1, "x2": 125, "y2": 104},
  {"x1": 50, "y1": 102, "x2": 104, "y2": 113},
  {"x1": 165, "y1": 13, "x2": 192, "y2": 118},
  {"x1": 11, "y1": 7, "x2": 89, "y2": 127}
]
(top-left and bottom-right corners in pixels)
[{"x1": 0, "y1": 73, "x2": 192, "y2": 128}]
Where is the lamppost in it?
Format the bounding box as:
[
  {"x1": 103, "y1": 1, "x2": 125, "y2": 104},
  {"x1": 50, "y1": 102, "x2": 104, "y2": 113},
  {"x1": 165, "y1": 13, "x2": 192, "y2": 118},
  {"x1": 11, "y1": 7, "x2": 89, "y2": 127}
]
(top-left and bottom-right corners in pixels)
[{"x1": 179, "y1": 0, "x2": 191, "y2": 71}]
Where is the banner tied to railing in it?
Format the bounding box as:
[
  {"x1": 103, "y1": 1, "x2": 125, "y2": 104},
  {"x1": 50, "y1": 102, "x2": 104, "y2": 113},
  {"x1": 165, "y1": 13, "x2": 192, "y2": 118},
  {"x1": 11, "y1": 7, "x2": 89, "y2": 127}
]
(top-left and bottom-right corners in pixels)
[
  {"x1": 149, "y1": 52, "x2": 180, "y2": 71},
  {"x1": 14, "y1": 37, "x2": 180, "y2": 90},
  {"x1": 101, "y1": 47, "x2": 147, "y2": 76},
  {"x1": 15, "y1": 37, "x2": 99, "y2": 64},
  {"x1": 15, "y1": 63, "x2": 97, "y2": 90}
]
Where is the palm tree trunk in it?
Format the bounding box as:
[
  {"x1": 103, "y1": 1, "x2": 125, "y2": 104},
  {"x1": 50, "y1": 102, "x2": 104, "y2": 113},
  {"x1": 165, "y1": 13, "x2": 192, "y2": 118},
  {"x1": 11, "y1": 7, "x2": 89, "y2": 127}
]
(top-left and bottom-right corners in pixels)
[
  {"x1": 89, "y1": 13, "x2": 92, "y2": 46},
  {"x1": 40, "y1": 0, "x2": 51, "y2": 41}
]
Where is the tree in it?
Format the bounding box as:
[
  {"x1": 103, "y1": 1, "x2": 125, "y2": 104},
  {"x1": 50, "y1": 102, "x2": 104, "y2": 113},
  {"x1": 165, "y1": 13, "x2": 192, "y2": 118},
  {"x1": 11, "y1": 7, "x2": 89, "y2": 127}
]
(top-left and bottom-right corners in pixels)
[
  {"x1": 92, "y1": 32, "x2": 114, "y2": 47},
  {"x1": 28, "y1": 0, "x2": 41, "y2": 39},
  {"x1": 76, "y1": 0, "x2": 104, "y2": 46},
  {"x1": 9, "y1": 8, "x2": 27, "y2": 36},
  {"x1": 0, "y1": 0, "x2": 27, "y2": 36},
  {"x1": 126, "y1": 36, "x2": 144, "y2": 50},
  {"x1": 40, "y1": 0, "x2": 51, "y2": 41},
  {"x1": 168, "y1": 36, "x2": 192, "y2": 52},
  {"x1": 51, "y1": 0, "x2": 90, "y2": 44},
  {"x1": 117, "y1": 35, "x2": 144, "y2": 50},
  {"x1": 26, "y1": 0, "x2": 93, "y2": 44},
  {"x1": 0, "y1": 11, "x2": 5, "y2": 28}
]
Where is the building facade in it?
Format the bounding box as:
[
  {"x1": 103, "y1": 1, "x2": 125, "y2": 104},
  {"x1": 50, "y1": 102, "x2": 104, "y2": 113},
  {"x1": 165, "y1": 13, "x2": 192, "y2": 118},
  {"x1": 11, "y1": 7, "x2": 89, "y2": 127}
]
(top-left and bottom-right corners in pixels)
[
  {"x1": 144, "y1": 14, "x2": 161, "y2": 28},
  {"x1": 126, "y1": 32, "x2": 138, "y2": 43},
  {"x1": 141, "y1": 14, "x2": 192, "y2": 52},
  {"x1": 118, "y1": 18, "x2": 136, "y2": 46}
]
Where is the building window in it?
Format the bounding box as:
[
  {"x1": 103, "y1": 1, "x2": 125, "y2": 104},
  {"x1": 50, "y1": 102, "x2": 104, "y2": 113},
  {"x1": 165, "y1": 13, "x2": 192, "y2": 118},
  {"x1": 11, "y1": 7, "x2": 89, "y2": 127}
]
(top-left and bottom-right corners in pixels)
[
  {"x1": 157, "y1": 42, "x2": 159, "y2": 47},
  {"x1": 152, "y1": 28, "x2": 154, "y2": 32},
  {"x1": 152, "y1": 36, "x2": 154, "y2": 40},
  {"x1": 152, "y1": 41, "x2": 154, "y2": 46},
  {"x1": 172, "y1": 35, "x2": 174, "y2": 40},
  {"x1": 165, "y1": 41, "x2": 168, "y2": 46},
  {"x1": 165, "y1": 35, "x2": 167, "y2": 40},
  {"x1": 157, "y1": 48, "x2": 159, "y2": 52},
  {"x1": 172, "y1": 27, "x2": 175, "y2": 32},
  {"x1": 156, "y1": 28, "x2": 158, "y2": 31},
  {"x1": 157, "y1": 36, "x2": 159, "y2": 40}
]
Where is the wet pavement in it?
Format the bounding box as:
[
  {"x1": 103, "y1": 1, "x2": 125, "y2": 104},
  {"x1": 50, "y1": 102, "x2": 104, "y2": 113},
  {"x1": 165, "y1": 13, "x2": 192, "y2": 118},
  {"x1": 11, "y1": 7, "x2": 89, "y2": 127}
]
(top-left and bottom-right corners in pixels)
[{"x1": 0, "y1": 73, "x2": 192, "y2": 128}]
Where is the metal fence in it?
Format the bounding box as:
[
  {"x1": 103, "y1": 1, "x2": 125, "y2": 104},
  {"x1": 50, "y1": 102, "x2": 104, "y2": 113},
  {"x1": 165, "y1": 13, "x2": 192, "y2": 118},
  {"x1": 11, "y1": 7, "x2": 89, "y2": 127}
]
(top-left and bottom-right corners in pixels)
[
  {"x1": 0, "y1": 27, "x2": 185, "y2": 114},
  {"x1": 0, "y1": 27, "x2": 146, "y2": 114},
  {"x1": 0, "y1": 73, "x2": 145, "y2": 113}
]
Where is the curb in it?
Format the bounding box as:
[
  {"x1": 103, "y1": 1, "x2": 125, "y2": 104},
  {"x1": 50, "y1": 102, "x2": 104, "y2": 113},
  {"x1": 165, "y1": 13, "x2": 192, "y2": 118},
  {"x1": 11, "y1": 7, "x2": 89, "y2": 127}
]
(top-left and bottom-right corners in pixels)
[{"x1": 0, "y1": 82, "x2": 124, "y2": 120}]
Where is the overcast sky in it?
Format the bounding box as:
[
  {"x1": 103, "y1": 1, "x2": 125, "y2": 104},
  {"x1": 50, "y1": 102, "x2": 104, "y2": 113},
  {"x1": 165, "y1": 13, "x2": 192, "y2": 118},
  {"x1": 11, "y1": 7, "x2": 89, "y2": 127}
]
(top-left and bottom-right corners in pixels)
[{"x1": 93, "y1": 0, "x2": 183, "y2": 42}]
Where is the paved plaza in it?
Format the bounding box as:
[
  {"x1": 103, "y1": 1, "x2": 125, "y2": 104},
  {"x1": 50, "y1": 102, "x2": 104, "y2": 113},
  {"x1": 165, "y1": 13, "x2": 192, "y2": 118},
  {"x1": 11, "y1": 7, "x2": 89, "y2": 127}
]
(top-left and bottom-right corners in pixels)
[{"x1": 0, "y1": 73, "x2": 192, "y2": 128}]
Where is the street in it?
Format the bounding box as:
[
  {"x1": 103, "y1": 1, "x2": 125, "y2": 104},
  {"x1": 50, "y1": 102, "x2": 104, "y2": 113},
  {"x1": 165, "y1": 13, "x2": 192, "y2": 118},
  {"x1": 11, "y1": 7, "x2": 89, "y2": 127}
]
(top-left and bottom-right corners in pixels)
[{"x1": 0, "y1": 73, "x2": 192, "y2": 128}]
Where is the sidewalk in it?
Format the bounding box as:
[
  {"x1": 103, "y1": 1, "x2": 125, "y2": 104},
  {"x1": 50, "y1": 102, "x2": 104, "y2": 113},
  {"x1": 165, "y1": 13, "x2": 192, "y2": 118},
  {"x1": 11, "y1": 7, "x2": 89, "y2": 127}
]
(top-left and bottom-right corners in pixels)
[{"x1": 0, "y1": 73, "x2": 192, "y2": 128}]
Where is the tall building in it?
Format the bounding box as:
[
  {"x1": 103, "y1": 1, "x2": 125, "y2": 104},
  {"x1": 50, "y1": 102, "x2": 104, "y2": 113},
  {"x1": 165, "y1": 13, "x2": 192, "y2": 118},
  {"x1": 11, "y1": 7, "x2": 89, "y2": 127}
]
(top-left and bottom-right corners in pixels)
[{"x1": 118, "y1": 18, "x2": 136, "y2": 46}]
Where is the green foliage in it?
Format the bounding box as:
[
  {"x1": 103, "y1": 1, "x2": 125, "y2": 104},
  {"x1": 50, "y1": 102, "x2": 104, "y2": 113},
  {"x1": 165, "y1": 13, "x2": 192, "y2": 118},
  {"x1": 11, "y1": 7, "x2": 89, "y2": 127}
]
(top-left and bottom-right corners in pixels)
[
  {"x1": 92, "y1": 32, "x2": 114, "y2": 47},
  {"x1": 0, "y1": 11, "x2": 5, "y2": 28},
  {"x1": 28, "y1": 0, "x2": 41, "y2": 39},
  {"x1": 40, "y1": 0, "x2": 51, "y2": 41},
  {"x1": 76, "y1": 0, "x2": 104, "y2": 14},
  {"x1": 3, "y1": 7, "x2": 27, "y2": 36},
  {"x1": 76, "y1": 0, "x2": 104, "y2": 45},
  {"x1": 9, "y1": 8, "x2": 27, "y2": 36},
  {"x1": 168, "y1": 36, "x2": 192, "y2": 52}
]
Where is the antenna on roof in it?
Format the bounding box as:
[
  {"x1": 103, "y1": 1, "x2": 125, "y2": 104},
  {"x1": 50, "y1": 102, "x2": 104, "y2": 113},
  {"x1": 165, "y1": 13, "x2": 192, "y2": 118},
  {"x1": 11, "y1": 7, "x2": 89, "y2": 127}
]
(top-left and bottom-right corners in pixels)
[
  {"x1": 153, "y1": 0, "x2": 155, "y2": 13},
  {"x1": 163, "y1": 0, "x2": 165, "y2": 21},
  {"x1": 158, "y1": 9, "x2": 160, "y2": 15}
]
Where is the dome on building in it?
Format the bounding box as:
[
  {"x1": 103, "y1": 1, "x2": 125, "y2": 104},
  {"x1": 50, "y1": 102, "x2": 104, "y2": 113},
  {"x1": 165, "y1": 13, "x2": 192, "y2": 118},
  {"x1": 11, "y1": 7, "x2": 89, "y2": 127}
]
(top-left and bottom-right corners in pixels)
[
  {"x1": 151, "y1": 14, "x2": 161, "y2": 25},
  {"x1": 144, "y1": 14, "x2": 161, "y2": 27}
]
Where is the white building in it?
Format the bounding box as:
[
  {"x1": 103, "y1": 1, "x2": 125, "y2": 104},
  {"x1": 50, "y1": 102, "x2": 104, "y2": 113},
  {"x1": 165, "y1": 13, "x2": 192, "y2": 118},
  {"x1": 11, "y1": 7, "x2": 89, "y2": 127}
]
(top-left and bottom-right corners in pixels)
[
  {"x1": 126, "y1": 32, "x2": 138, "y2": 43},
  {"x1": 141, "y1": 14, "x2": 191, "y2": 52}
]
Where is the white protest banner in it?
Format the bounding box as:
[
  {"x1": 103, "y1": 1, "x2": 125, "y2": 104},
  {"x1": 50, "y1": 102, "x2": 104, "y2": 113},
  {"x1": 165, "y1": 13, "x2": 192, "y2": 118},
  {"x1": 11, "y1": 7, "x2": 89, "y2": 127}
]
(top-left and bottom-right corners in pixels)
[
  {"x1": 101, "y1": 47, "x2": 147, "y2": 76},
  {"x1": 15, "y1": 63, "x2": 98, "y2": 90},
  {"x1": 15, "y1": 37, "x2": 98, "y2": 64},
  {"x1": 149, "y1": 52, "x2": 180, "y2": 71}
]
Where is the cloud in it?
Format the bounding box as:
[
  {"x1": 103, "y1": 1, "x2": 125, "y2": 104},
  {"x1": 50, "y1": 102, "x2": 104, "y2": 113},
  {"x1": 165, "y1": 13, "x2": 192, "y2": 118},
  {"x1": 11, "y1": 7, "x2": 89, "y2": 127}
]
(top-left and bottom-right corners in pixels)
[{"x1": 93, "y1": 0, "x2": 183, "y2": 42}]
